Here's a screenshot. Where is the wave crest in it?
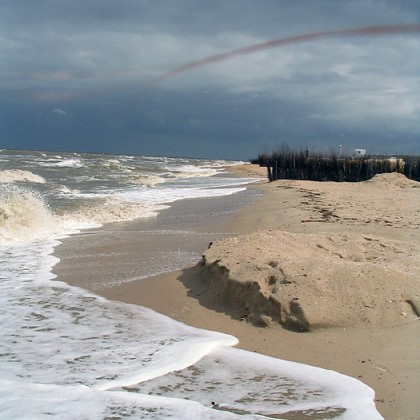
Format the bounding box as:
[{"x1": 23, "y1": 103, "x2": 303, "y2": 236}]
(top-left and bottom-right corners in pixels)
[
  {"x1": 128, "y1": 174, "x2": 165, "y2": 188},
  {"x1": 0, "y1": 186, "x2": 57, "y2": 242},
  {"x1": 64, "y1": 198, "x2": 169, "y2": 226},
  {"x1": 0, "y1": 170, "x2": 46, "y2": 184}
]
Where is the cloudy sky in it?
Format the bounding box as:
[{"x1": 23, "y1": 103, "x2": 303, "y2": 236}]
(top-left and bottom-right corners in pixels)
[{"x1": 1, "y1": 1, "x2": 419, "y2": 160}]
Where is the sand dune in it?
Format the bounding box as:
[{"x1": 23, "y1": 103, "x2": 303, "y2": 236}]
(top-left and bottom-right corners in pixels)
[{"x1": 199, "y1": 230, "x2": 419, "y2": 330}]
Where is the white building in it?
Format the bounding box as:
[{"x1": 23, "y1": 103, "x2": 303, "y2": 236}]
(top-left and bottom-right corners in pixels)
[{"x1": 353, "y1": 148, "x2": 366, "y2": 157}]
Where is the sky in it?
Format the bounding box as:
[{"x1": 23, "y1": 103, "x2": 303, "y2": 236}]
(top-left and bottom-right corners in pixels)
[{"x1": 1, "y1": 1, "x2": 419, "y2": 160}]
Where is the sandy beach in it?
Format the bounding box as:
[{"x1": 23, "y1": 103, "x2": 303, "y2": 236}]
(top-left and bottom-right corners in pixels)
[{"x1": 55, "y1": 164, "x2": 420, "y2": 419}]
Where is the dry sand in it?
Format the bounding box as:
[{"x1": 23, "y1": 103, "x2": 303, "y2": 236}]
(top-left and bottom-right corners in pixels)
[{"x1": 62, "y1": 164, "x2": 419, "y2": 419}]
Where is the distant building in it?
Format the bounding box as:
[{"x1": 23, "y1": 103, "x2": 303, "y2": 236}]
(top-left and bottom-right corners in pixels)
[{"x1": 353, "y1": 148, "x2": 366, "y2": 157}]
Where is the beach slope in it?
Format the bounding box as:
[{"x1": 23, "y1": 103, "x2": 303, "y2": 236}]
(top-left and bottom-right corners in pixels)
[{"x1": 102, "y1": 168, "x2": 419, "y2": 419}]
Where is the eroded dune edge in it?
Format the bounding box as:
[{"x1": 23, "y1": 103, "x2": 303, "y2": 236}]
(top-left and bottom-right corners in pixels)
[{"x1": 195, "y1": 171, "x2": 420, "y2": 331}]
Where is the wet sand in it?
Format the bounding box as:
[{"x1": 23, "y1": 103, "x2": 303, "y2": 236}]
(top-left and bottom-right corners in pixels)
[
  {"x1": 55, "y1": 164, "x2": 420, "y2": 420},
  {"x1": 53, "y1": 182, "x2": 260, "y2": 291}
]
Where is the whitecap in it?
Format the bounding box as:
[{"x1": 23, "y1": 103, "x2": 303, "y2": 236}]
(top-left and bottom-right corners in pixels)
[
  {"x1": 0, "y1": 185, "x2": 58, "y2": 243},
  {"x1": 0, "y1": 169, "x2": 46, "y2": 184}
]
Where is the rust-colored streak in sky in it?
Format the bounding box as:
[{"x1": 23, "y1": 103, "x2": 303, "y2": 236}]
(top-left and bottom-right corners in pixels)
[{"x1": 144, "y1": 24, "x2": 420, "y2": 93}]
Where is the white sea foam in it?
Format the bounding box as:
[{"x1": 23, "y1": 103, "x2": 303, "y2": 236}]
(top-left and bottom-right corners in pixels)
[
  {"x1": 0, "y1": 181, "x2": 246, "y2": 243},
  {"x1": 0, "y1": 250, "x2": 236, "y2": 391},
  {"x1": 2, "y1": 158, "x2": 216, "y2": 239},
  {"x1": 0, "y1": 169, "x2": 46, "y2": 184},
  {"x1": 65, "y1": 185, "x2": 242, "y2": 226},
  {"x1": 135, "y1": 347, "x2": 382, "y2": 419},
  {"x1": 106, "y1": 158, "x2": 121, "y2": 165},
  {"x1": 110, "y1": 185, "x2": 248, "y2": 206},
  {"x1": 0, "y1": 379, "x2": 251, "y2": 419},
  {"x1": 0, "y1": 185, "x2": 58, "y2": 243},
  {"x1": 39, "y1": 158, "x2": 84, "y2": 168},
  {"x1": 0, "y1": 235, "x2": 382, "y2": 419},
  {"x1": 165, "y1": 164, "x2": 220, "y2": 179},
  {"x1": 102, "y1": 158, "x2": 135, "y2": 173},
  {"x1": 64, "y1": 197, "x2": 169, "y2": 226},
  {"x1": 56, "y1": 185, "x2": 80, "y2": 195},
  {"x1": 127, "y1": 173, "x2": 166, "y2": 187}
]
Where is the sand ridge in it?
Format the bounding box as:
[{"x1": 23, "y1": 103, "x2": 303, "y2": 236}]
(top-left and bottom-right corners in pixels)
[
  {"x1": 193, "y1": 171, "x2": 420, "y2": 331},
  {"x1": 198, "y1": 230, "x2": 419, "y2": 331}
]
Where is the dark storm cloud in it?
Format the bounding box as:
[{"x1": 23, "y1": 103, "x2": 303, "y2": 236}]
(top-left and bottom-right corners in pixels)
[{"x1": 1, "y1": 1, "x2": 419, "y2": 158}]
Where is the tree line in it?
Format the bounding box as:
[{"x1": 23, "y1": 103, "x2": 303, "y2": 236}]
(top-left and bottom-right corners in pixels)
[{"x1": 251, "y1": 147, "x2": 420, "y2": 182}]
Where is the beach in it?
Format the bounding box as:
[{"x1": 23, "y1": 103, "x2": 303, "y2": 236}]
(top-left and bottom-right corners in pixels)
[{"x1": 54, "y1": 164, "x2": 420, "y2": 419}]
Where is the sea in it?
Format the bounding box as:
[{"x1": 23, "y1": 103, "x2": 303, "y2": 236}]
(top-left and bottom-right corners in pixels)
[{"x1": 0, "y1": 149, "x2": 382, "y2": 419}]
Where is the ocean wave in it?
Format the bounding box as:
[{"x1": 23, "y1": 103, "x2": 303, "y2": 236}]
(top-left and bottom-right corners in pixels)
[
  {"x1": 94, "y1": 158, "x2": 135, "y2": 173},
  {"x1": 55, "y1": 158, "x2": 85, "y2": 168},
  {"x1": 56, "y1": 185, "x2": 80, "y2": 195},
  {"x1": 163, "y1": 160, "x2": 245, "y2": 180},
  {"x1": 0, "y1": 169, "x2": 46, "y2": 184},
  {"x1": 39, "y1": 158, "x2": 84, "y2": 168},
  {"x1": 127, "y1": 173, "x2": 166, "y2": 187},
  {"x1": 0, "y1": 186, "x2": 169, "y2": 243},
  {"x1": 63, "y1": 197, "x2": 169, "y2": 226},
  {"x1": 0, "y1": 185, "x2": 58, "y2": 242},
  {"x1": 164, "y1": 164, "x2": 220, "y2": 179},
  {"x1": 202, "y1": 159, "x2": 245, "y2": 168},
  {"x1": 0, "y1": 152, "x2": 255, "y2": 244}
]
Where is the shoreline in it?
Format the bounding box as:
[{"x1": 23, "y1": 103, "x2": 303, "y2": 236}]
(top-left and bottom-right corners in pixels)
[{"x1": 55, "y1": 164, "x2": 419, "y2": 419}]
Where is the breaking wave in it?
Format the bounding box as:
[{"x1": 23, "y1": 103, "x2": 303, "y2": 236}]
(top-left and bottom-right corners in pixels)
[
  {"x1": 0, "y1": 169, "x2": 46, "y2": 184},
  {"x1": 39, "y1": 158, "x2": 84, "y2": 168},
  {"x1": 0, "y1": 185, "x2": 58, "y2": 243},
  {"x1": 127, "y1": 173, "x2": 166, "y2": 187},
  {"x1": 64, "y1": 198, "x2": 169, "y2": 226}
]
